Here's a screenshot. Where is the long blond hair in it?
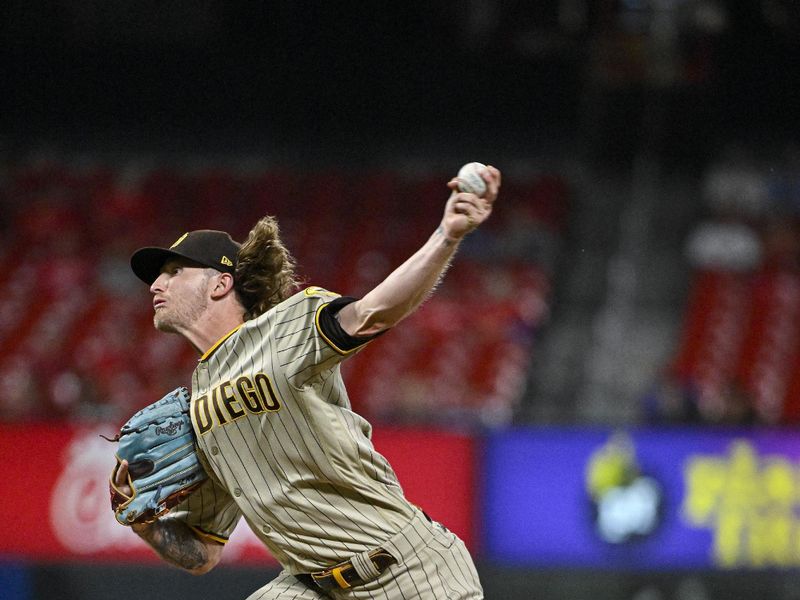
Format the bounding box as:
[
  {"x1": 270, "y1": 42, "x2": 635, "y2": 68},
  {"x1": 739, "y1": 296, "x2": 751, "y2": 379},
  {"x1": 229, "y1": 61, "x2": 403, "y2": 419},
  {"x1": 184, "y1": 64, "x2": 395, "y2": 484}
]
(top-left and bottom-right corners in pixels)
[{"x1": 235, "y1": 216, "x2": 299, "y2": 320}]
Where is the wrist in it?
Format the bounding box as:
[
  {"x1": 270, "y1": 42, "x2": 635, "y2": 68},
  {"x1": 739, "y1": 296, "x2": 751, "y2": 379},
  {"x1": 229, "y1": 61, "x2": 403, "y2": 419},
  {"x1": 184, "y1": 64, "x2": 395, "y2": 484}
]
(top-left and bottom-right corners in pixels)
[{"x1": 435, "y1": 225, "x2": 462, "y2": 247}]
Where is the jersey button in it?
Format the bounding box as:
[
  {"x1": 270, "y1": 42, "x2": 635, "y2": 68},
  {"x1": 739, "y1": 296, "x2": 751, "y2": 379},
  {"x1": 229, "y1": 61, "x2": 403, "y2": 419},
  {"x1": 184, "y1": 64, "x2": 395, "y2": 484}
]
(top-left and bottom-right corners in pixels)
[
  {"x1": 210, "y1": 446, "x2": 219, "y2": 455},
  {"x1": 262, "y1": 525, "x2": 271, "y2": 534},
  {"x1": 233, "y1": 488, "x2": 242, "y2": 497}
]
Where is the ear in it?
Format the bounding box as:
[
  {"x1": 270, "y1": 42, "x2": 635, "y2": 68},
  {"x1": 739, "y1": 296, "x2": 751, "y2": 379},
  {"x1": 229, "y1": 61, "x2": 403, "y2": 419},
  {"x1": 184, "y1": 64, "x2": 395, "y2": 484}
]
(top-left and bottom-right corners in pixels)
[{"x1": 209, "y1": 272, "x2": 235, "y2": 300}]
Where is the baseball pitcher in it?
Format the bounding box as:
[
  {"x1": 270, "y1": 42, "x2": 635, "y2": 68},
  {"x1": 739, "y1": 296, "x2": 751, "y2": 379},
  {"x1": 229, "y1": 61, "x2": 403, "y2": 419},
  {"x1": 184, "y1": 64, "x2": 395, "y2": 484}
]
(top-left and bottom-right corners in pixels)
[{"x1": 109, "y1": 164, "x2": 501, "y2": 599}]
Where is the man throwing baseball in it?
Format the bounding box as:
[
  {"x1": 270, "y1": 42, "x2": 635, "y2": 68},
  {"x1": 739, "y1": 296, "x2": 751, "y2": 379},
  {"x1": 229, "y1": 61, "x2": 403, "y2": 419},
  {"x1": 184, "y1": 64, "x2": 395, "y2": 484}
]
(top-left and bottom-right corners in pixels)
[{"x1": 111, "y1": 164, "x2": 501, "y2": 599}]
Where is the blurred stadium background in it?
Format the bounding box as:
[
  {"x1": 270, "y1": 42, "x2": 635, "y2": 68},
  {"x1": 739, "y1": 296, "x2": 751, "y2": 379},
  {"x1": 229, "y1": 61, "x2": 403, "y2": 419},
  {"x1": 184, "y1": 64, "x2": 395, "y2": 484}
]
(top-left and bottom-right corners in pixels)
[{"x1": 2, "y1": 1, "x2": 800, "y2": 599}]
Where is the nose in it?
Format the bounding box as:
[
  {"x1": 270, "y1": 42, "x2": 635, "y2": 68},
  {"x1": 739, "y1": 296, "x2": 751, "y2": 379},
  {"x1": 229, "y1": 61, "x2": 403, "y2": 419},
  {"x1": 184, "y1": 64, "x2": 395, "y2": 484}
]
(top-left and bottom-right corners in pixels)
[{"x1": 150, "y1": 272, "x2": 168, "y2": 294}]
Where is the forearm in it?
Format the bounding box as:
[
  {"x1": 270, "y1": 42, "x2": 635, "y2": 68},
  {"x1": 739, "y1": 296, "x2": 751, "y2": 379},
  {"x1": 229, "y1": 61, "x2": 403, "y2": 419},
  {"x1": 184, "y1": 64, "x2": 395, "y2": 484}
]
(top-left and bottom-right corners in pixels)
[
  {"x1": 339, "y1": 165, "x2": 500, "y2": 336},
  {"x1": 341, "y1": 226, "x2": 461, "y2": 336},
  {"x1": 132, "y1": 520, "x2": 220, "y2": 575}
]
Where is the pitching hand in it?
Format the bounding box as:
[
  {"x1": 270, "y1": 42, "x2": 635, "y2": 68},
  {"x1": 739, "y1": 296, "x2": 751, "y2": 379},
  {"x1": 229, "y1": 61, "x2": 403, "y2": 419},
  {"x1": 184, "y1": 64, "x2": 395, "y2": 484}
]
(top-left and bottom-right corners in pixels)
[{"x1": 441, "y1": 164, "x2": 501, "y2": 241}]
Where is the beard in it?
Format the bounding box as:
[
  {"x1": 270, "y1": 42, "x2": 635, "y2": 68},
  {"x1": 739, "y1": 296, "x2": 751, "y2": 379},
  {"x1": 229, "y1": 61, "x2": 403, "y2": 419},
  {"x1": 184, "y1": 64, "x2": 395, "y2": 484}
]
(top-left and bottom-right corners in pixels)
[{"x1": 153, "y1": 282, "x2": 209, "y2": 333}]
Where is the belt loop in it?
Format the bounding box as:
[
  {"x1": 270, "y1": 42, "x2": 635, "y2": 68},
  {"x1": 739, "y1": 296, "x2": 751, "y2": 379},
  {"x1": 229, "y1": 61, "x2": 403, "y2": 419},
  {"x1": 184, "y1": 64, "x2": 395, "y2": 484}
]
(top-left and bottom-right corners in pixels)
[
  {"x1": 331, "y1": 566, "x2": 351, "y2": 589},
  {"x1": 351, "y1": 550, "x2": 382, "y2": 582}
]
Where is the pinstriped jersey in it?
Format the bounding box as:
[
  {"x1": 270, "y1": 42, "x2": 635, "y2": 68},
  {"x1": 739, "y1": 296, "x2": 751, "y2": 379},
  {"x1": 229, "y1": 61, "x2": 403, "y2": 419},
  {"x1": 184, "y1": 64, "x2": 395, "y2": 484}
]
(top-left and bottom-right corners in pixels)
[{"x1": 169, "y1": 286, "x2": 415, "y2": 573}]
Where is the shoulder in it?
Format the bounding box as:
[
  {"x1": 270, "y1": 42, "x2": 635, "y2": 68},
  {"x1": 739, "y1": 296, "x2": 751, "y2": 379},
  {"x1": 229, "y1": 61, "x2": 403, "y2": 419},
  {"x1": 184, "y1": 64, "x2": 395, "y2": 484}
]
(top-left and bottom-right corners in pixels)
[
  {"x1": 245, "y1": 286, "x2": 343, "y2": 328},
  {"x1": 286, "y1": 286, "x2": 343, "y2": 310},
  {"x1": 299, "y1": 286, "x2": 342, "y2": 301}
]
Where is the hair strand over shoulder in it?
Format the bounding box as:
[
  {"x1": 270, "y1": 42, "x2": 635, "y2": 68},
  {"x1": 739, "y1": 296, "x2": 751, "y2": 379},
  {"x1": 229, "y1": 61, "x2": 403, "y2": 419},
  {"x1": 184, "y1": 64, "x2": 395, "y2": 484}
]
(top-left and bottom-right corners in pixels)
[{"x1": 234, "y1": 216, "x2": 299, "y2": 320}]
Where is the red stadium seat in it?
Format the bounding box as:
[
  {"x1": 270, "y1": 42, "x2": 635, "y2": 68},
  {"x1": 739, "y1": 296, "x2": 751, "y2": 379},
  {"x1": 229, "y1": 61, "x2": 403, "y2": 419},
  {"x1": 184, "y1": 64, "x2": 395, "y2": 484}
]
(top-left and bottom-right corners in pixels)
[{"x1": 0, "y1": 163, "x2": 554, "y2": 427}]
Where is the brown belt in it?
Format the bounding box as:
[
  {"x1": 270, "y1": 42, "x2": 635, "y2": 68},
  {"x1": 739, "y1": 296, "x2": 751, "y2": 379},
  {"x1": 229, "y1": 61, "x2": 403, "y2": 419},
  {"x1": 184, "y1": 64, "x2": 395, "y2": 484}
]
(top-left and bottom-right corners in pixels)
[{"x1": 302, "y1": 548, "x2": 397, "y2": 591}]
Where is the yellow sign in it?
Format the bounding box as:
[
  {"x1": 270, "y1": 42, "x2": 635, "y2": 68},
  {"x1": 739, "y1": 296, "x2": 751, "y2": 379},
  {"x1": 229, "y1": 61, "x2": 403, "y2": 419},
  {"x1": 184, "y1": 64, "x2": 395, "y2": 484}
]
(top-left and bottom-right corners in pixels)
[{"x1": 683, "y1": 440, "x2": 800, "y2": 567}]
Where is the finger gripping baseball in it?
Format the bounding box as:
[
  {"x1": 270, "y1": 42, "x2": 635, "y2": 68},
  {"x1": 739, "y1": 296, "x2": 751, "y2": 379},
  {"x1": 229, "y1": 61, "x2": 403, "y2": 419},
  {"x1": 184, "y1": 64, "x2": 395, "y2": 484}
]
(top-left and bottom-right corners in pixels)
[{"x1": 107, "y1": 386, "x2": 208, "y2": 526}]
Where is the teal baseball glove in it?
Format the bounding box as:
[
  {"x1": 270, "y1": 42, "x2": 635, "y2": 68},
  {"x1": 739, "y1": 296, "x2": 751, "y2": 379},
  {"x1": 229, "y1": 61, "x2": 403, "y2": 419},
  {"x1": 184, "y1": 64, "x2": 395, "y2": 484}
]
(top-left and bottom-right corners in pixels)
[{"x1": 107, "y1": 387, "x2": 207, "y2": 526}]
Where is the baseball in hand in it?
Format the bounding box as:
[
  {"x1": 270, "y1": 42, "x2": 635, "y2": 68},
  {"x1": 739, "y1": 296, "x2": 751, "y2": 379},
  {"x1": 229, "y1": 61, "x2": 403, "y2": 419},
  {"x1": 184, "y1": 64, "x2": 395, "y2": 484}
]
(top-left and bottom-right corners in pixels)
[{"x1": 457, "y1": 162, "x2": 488, "y2": 197}]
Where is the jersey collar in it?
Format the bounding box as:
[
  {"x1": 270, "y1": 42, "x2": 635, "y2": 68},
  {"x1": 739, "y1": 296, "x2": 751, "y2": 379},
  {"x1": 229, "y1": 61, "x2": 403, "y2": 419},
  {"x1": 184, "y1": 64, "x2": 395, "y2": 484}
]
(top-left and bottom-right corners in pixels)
[{"x1": 199, "y1": 324, "x2": 243, "y2": 362}]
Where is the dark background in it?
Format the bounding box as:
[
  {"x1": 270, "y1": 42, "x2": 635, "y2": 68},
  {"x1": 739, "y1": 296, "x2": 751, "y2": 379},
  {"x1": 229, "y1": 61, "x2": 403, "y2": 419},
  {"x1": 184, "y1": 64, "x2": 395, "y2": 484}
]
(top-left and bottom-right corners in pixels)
[
  {"x1": 3, "y1": 2, "x2": 800, "y2": 599},
  {"x1": 2, "y1": 1, "x2": 797, "y2": 163}
]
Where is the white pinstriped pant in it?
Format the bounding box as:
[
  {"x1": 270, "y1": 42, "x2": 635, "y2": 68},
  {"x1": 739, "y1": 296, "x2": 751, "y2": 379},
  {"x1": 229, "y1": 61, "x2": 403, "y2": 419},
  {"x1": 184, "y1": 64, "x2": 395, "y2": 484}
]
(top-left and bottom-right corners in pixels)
[{"x1": 246, "y1": 510, "x2": 484, "y2": 600}]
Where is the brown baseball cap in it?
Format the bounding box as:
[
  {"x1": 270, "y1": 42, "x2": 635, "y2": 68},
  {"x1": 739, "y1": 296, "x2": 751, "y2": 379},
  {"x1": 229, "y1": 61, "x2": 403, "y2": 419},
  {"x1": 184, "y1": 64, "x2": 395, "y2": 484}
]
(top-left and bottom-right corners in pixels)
[{"x1": 130, "y1": 230, "x2": 241, "y2": 285}]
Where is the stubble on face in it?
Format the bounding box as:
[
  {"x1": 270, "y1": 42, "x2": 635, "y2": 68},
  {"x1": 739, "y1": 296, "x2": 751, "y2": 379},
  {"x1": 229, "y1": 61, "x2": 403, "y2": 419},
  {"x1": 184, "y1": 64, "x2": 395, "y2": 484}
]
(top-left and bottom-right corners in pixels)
[{"x1": 153, "y1": 274, "x2": 211, "y2": 333}]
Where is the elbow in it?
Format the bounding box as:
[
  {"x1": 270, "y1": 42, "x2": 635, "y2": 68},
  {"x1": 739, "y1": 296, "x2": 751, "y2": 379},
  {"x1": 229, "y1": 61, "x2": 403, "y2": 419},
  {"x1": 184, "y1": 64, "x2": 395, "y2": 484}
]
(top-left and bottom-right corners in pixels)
[
  {"x1": 351, "y1": 315, "x2": 384, "y2": 337},
  {"x1": 353, "y1": 298, "x2": 423, "y2": 335},
  {"x1": 184, "y1": 541, "x2": 225, "y2": 576},
  {"x1": 340, "y1": 303, "x2": 394, "y2": 337},
  {"x1": 352, "y1": 308, "x2": 396, "y2": 337}
]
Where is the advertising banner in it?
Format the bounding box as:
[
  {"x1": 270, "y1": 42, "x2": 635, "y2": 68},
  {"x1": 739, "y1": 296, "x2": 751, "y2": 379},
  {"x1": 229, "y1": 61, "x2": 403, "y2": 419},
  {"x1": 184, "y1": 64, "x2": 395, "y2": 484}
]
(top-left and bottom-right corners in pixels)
[
  {"x1": 484, "y1": 427, "x2": 800, "y2": 569},
  {"x1": 0, "y1": 424, "x2": 475, "y2": 563}
]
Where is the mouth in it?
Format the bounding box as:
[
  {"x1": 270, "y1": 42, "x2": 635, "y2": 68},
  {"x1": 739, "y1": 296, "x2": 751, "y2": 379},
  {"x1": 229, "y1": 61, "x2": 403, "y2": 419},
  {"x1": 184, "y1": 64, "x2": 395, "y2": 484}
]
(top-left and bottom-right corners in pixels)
[{"x1": 153, "y1": 298, "x2": 166, "y2": 310}]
